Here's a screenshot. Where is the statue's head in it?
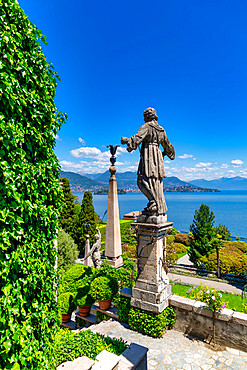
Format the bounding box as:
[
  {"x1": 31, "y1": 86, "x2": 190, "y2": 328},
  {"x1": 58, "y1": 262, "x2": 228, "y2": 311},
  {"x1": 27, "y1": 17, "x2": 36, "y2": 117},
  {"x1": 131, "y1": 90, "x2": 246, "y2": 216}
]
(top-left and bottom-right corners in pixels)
[
  {"x1": 143, "y1": 107, "x2": 158, "y2": 122},
  {"x1": 94, "y1": 234, "x2": 100, "y2": 241}
]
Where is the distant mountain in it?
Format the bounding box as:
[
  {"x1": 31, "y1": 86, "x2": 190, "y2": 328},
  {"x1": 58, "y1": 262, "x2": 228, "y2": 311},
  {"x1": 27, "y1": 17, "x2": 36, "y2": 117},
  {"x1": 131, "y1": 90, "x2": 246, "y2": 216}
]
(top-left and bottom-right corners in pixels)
[
  {"x1": 190, "y1": 176, "x2": 247, "y2": 190},
  {"x1": 60, "y1": 171, "x2": 104, "y2": 192},
  {"x1": 163, "y1": 176, "x2": 194, "y2": 188},
  {"x1": 83, "y1": 171, "x2": 214, "y2": 191},
  {"x1": 61, "y1": 170, "x2": 221, "y2": 192},
  {"x1": 94, "y1": 171, "x2": 137, "y2": 189}
]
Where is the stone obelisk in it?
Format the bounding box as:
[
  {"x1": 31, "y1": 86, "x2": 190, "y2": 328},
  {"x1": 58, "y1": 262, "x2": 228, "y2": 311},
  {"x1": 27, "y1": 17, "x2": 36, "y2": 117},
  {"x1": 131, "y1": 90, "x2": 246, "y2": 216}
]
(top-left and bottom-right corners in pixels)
[{"x1": 105, "y1": 145, "x2": 123, "y2": 268}]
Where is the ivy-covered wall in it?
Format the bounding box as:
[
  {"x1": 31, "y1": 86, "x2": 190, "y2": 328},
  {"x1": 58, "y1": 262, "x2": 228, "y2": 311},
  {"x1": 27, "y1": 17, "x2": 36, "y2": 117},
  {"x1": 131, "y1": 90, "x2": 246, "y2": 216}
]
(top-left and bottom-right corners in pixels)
[{"x1": 0, "y1": 1, "x2": 66, "y2": 368}]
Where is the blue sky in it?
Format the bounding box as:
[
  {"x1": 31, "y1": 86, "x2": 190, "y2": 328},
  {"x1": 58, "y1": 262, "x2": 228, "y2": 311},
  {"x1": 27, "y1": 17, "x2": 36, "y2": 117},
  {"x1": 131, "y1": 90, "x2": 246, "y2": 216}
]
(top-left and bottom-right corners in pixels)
[{"x1": 20, "y1": 0, "x2": 247, "y2": 181}]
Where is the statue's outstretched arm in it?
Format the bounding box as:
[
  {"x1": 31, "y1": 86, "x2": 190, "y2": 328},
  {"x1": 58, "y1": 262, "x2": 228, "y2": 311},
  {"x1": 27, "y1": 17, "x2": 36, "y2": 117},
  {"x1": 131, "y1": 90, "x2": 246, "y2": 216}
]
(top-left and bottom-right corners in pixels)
[{"x1": 121, "y1": 124, "x2": 148, "y2": 152}]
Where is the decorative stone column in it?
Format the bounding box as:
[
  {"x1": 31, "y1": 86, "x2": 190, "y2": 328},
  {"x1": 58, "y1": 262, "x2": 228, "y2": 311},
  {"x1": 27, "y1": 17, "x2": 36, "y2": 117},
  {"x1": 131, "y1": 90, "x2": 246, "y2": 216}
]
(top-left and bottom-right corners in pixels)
[
  {"x1": 105, "y1": 165, "x2": 123, "y2": 268},
  {"x1": 84, "y1": 233, "x2": 93, "y2": 267},
  {"x1": 131, "y1": 215, "x2": 173, "y2": 313}
]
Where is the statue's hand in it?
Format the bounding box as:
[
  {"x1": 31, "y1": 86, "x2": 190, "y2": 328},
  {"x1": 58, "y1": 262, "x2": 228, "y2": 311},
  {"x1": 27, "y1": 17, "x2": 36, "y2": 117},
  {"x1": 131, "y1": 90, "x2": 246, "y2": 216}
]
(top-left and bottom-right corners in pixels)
[{"x1": 121, "y1": 137, "x2": 129, "y2": 145}]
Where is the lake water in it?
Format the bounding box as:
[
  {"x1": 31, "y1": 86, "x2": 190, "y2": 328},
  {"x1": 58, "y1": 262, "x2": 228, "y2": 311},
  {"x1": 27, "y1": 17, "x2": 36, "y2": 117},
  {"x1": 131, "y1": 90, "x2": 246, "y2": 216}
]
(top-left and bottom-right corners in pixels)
[{"x1": 73, "y1": 191, "x2": 247, "y2": 239}]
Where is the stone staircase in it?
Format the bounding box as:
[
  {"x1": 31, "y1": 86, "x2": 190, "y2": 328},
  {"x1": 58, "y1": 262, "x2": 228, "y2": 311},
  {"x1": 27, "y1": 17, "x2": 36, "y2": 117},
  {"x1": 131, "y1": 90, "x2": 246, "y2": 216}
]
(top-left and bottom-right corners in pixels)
[{"x1": 61, "y1": 288, "x2": 132, "y2": 331}]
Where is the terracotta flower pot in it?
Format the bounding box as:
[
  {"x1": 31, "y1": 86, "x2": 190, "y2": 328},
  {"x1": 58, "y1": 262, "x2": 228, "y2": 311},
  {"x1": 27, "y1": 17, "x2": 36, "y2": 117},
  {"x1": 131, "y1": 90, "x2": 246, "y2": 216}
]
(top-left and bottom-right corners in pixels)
[
  {"x1": 62, "y1": 313, "x2": 72, "y2": 323},
  {"x1": 99, "y1": 298, "x2": 112, "y2": 310},
  {"x1": 79, "y1": 305, "x2": 91, "y2": 317}
]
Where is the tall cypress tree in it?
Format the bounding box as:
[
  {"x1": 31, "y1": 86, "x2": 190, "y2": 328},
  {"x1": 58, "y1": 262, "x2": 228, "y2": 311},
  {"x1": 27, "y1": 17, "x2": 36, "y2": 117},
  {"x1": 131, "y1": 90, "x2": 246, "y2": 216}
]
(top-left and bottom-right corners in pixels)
[
  {"x1": 188, "y1": 203, "x2": 215, "y2": 266},
  {"x1": 76, "y1": 191, "x2": 97, "y2": 255},
  {"x1": 59, "y1": 177, "x2": 78, "y2": 240}
]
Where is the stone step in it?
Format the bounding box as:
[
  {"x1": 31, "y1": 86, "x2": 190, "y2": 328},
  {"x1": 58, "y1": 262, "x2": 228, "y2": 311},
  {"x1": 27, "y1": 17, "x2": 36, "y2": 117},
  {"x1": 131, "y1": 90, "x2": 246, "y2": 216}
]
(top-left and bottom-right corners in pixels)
[
  {"x1": 120, "y1": 288, "x2": 132, "y2": 299},
  {"x1": 93, "y1": 303, "x2": 119, "y2": 321},
  {"x1": 75, "y1": 311, "x2": 97, "y2": 324},
  {"x1": 61, "y1": 320, "x2": 76, "y2": 330},
  {"x1": 91, "y1": 350, "x2": 120, "y2": 370},
  {"x1": 57, "y1": 356, "x2": 95, "y2": 369}
]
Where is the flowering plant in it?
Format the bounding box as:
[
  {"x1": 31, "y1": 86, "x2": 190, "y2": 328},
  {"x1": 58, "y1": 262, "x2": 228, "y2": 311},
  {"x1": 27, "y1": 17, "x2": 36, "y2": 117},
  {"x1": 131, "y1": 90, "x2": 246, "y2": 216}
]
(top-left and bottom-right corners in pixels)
[
  {"x1": 190, "y1": 285, "x2": 226, "y2": 342},
  {"x1": 190, "y1": 285, "x2": 225, "y2": 312}
]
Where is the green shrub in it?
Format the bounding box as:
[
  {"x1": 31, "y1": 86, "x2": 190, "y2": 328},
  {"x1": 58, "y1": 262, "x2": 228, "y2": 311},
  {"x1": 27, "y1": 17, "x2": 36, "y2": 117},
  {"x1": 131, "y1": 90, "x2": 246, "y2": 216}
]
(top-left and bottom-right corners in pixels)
[
  {"x1": 122, "y1": 243, "x2": 137, "y2": 258},
  {"x1": 167, "y1": 235, "x2": 175, "y2": 245},
  {"x1": 174, "y1": 233, "x2": 191, "y2": 246},
  {"x1": 53, "y1": 329, "x2": 128, "y2": 366},
  {"x1": 224, "y1": 241, "x2": 247, "y2": 253},
  {"x1": 91, "y1": 276, "x2": 118, "y2": 301},
  {"x1": 96, "y1": 259, "x2": 135, "y2": 290},
  {"x1": 76, "y1": 281, "x2": 94, "y2": 307},
  {"x1": 128, "y1": 306, "x2": 176, "y2": 338},
  {"x1": 58, "y1": 292, "x2": 76, "y2": 314},
  {"x1": 0, "y1": 2, "x2": 67, "y2": 368},
  {"x1": 173, "y1": 242, "x2": 187, "y2": 254},
  {"x1": 117, "y1": 296, "x2": 131, "y2": 323},
  {"x1": 200, "y1": 245, "x2": 247, "y2": 274},
  {"x1": 58, "y1": 229, "x2": 79, "y2": 271},
  {"x1": 59, "y1": 264, "x2": 95, "y2": 294},
  {"x1": 169, "y1": 228, "x2": 180, "y2": 235}
]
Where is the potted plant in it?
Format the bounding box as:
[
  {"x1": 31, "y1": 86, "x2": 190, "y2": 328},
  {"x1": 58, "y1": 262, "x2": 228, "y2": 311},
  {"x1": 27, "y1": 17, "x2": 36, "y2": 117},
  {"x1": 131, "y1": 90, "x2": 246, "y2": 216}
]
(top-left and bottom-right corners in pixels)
[
  {"x1": 76, "y1": 283, "x2": 94, "y2": 317},
  {"x1": 90, "y1": 276, "x2": 118, "y2": 310},
  {"x1": 58, "y1": 292, "x2": 77, "y2": 323}
]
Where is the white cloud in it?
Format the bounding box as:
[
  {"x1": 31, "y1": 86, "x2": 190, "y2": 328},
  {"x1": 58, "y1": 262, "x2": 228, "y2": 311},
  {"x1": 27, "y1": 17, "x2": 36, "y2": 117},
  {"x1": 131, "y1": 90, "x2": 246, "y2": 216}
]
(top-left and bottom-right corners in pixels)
[
  {"x1": 70, "y1": 147, "x2": 101, "y2": 158},
  {"x1": 78, "y1": 137, "x2": 86, "y2": 145},
  {"x1": 116, "y1": 146, "x2": 127, "y2": 153},
  {"x1": 195, "y1": 162, "x2": 212, "y2": 168},
  {"x1": 178, "y1": 154, "x2": 194, "y2": 159},
  {"x1": 54, "y1": 134, "x2": 62, "y2": 141},
  {"x1": 164, "y1": 160, "x2": 170, "y2": 164},
  {"x1": 221, "y1": 164, "x2": 229, "y2": 169},
  {"x1": 231, "y1": 159, "x2": 244, "y2": 166}
]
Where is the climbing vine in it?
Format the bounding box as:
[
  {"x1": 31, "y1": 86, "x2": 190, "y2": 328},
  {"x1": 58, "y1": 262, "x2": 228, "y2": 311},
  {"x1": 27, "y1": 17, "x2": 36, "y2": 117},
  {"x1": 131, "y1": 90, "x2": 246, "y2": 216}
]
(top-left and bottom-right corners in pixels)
[{"x1": 0, "y1": 1, "x2": 66, "y2": 368}]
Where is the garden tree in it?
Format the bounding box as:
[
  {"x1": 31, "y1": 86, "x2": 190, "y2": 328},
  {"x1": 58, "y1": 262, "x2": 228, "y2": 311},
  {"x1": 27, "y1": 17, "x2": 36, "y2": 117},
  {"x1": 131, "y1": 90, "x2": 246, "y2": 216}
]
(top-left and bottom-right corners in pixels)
[
  {"x1": 75, "y1": 191, "x2": 97, "y2": 255},
  {"x1": 59, "y1": 177, "x2": 78, "y2": 240},
  {"x1": 188, "y1": 203, "x2": 215, "y2": 266},
  {"x1": 0, "y1": 2, "x2": 66, "y2": 368},
  {"x1": 57, "y1": 229, "x2": 79, "y2": 271},
  {"x1": 209, "y1": 235, "x2": 223, "y2": 278},
  {"x1": 214, "y1": 224, "x2": 231, "y2": 241}
]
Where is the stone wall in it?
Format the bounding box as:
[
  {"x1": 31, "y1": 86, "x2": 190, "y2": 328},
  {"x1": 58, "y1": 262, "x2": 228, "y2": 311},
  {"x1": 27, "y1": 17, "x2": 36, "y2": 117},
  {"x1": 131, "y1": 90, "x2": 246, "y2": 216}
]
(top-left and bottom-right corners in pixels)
[{"x1": 169, "y1": 295, "x2": 247, "y2": 351}]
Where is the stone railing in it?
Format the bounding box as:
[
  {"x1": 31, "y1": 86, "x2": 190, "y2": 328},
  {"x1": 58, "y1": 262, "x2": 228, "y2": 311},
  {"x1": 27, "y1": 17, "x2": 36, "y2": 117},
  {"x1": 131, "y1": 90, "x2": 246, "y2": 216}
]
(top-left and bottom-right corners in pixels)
[{"x1": 169, "y1": 294, "x2": 247, "y2": 351}]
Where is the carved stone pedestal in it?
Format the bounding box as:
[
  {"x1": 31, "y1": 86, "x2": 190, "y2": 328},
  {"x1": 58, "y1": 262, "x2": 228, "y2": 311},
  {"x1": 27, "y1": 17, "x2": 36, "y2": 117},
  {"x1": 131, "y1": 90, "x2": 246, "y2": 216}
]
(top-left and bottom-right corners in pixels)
[{"x1": 131, "y1": 218, "x2": 173, "y2": 313}]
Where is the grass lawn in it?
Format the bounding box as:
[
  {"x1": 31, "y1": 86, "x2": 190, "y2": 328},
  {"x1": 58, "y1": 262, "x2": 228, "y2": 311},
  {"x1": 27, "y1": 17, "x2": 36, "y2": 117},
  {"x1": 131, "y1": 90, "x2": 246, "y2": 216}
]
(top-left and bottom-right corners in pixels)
[{"x1": 171, "y1": 283, "x2": 245, "y2": 312}]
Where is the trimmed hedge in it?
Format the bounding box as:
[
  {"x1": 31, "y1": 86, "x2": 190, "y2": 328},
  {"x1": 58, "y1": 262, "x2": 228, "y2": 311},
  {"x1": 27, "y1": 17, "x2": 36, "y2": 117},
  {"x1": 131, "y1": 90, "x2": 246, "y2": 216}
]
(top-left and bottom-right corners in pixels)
[
  {"x1": 128, "y1": 306, "x2": 176, "y2": 338},
  {"x1": 59, "y1": 264, "x2": 94, "y2": 294},
  {"x1": 90, "y1": 276, "x2": 118, "y2": 301},
  {"x1": 53, "y1": 329, "x2": 128, "y2": 366},
  {"x1": 117, "y1": 296, "x2": 131, "y2": 324}
]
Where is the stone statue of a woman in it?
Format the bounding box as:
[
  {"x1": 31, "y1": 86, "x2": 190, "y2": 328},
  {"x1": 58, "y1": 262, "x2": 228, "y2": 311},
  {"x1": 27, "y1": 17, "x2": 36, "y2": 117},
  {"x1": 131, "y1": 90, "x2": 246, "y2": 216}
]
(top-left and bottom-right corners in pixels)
[{"x1": 121, "y1": 107, "x2": 175, "y2": 216}]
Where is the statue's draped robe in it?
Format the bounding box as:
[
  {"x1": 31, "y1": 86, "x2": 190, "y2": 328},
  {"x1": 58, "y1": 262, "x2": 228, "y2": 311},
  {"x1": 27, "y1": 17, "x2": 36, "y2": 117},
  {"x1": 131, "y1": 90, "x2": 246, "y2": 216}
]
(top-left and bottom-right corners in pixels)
[{"x1": 126, "y1": 120, "x2": 175, "y2": 214}]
